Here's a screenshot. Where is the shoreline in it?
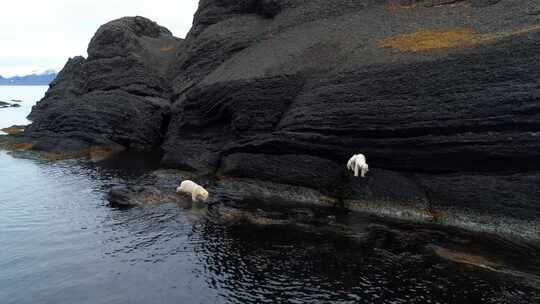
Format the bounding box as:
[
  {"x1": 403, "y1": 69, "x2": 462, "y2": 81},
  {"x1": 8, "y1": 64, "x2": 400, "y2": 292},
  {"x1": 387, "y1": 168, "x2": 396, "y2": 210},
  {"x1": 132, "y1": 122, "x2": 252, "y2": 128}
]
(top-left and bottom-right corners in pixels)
[{"x1": 2, "y1": 130, "x2": 539, "y2": 243}]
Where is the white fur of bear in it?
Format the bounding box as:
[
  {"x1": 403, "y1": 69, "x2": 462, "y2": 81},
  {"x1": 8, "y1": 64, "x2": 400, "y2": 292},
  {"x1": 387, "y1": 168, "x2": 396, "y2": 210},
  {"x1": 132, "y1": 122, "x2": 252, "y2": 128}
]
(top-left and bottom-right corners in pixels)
[
  {"x1": 176, "y1": 180, "x2": 209, "y2": 202},
  {"x1": 347, "y1": 154, "x2": 369, "y2": 178}
]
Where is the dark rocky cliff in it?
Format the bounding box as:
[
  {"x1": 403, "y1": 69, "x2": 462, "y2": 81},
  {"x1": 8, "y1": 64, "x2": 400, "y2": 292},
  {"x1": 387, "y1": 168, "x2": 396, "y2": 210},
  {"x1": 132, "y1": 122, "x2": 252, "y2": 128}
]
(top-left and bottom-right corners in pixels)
[{"x1": 19, "y1": 1, "x2": 540, "y2": 239}]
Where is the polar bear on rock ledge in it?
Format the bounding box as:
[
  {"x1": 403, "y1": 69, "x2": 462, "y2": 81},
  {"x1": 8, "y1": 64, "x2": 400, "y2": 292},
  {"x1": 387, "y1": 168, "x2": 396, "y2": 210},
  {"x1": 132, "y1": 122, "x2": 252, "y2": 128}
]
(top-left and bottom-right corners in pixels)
[
  {"x1": 176, "y1": 180, "x2": 209, "y2": 202},
  {"x1": 347, "y1": 154, "x2": 369, "y2": 178}
]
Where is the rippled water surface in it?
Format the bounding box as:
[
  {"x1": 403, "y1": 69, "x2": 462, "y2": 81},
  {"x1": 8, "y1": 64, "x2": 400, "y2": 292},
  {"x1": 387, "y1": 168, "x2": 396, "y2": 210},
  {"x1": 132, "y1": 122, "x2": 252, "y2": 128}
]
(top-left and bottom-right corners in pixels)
[{"x1": 1, "y1": 86, "x2": 540, "y2": 303}]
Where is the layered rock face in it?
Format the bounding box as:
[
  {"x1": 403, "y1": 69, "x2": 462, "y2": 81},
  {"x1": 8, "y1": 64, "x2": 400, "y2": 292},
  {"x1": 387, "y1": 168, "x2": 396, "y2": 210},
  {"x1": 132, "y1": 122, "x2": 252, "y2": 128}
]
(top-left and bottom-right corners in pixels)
[
  {"x1": 26, "y1": 16, "x2": 183, "y2": 153},
  {"x1": 23, "y1": 1, "x2": 540, "y2": 238}
]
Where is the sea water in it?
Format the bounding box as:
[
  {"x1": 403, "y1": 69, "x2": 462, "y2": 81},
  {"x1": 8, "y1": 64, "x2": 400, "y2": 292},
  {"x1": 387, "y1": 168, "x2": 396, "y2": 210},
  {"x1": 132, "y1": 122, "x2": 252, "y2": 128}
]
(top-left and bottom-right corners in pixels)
[{"x1": 0, "y1": 86, "x2": 539, "y2": 304}]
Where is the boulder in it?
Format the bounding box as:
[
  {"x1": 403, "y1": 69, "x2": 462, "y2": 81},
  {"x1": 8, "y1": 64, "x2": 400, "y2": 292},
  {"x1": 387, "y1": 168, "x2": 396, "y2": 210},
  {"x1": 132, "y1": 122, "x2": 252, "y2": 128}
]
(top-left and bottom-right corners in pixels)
[{"x1": 25, "y1": 16, "x2": 183, "y2": 154}]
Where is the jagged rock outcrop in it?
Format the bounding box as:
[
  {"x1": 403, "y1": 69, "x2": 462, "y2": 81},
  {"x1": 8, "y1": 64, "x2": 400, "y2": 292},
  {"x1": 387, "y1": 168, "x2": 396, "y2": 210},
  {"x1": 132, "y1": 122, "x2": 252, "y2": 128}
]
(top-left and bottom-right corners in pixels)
[
  {"x1": 19, "y1": 1, "x2": 540, "y2": 239},
  {"x1": 160, "y1": 0, "x2": 540, "y2": 238},
  {"x1": 26, "y1": 16, "x2": 183, "y2": 154}
]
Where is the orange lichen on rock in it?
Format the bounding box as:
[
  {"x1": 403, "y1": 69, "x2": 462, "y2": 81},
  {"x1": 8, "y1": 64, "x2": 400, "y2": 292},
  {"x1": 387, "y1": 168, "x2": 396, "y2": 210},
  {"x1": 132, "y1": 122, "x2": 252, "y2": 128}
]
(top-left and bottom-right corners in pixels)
[
  {"x1": 379, "y1": 26, "x2": 540, "y2": 53},
  {"x1": 378, "y1": 28, "x2": 480, "y2": 52}
]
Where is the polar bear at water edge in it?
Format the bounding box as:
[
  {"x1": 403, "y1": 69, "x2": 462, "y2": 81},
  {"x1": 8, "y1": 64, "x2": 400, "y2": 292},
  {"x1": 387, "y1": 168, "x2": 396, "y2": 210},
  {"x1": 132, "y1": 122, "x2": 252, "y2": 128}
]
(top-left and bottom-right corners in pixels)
[
  {"x1": 176, "y1": 180, "x2": 209, "y2": 202},
  {"x1": 347, "y1": 154, "x2": 369, "y2": 178}
]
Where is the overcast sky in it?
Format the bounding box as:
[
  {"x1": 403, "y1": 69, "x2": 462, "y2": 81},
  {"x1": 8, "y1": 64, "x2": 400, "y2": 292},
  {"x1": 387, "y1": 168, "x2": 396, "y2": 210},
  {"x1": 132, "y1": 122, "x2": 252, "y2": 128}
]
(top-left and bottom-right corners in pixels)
[{"x1": 0, "y1": 0, "x2": 199, "y2": 77}]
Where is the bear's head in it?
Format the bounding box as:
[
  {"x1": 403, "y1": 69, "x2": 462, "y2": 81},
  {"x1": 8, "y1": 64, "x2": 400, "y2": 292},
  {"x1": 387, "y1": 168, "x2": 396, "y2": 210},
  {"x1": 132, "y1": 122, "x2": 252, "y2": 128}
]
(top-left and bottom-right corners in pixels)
[{"x1": 176, "y1": 184, "x2": 185, "y2": 193}]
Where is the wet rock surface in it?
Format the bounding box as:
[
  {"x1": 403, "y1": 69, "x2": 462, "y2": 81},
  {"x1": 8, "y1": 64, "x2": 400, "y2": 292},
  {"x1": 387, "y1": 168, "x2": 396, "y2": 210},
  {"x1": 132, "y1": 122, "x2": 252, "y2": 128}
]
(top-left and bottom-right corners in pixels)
[
  {"x1": 108, "y1": 169, "x2": 198, "y2": 207},
  {"x1": 16, "y1": 1, "x2": 540, "y2": 239},
  {"x1": 102, "y1": 166, "x2": 540, "y2": 301}
]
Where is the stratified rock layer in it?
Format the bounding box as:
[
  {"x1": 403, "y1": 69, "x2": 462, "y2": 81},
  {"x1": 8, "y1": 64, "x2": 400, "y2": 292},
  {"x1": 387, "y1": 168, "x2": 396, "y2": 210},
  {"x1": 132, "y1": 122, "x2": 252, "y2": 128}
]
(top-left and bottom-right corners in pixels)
[{"x1": 22, "y1": 1, "x2": 540, "y2": 239}]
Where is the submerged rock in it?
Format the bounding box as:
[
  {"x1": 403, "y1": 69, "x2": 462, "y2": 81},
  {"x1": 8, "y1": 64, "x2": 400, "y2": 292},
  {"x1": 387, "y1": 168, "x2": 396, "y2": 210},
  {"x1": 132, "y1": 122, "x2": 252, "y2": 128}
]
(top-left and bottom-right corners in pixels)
[
  {"x1": 430, "y1": 245, "x2": 502, "y2": 271},
  {"x1": 108, "y1": 185, "x2": 183, "y2": 207},
  {"x1": 20, "y1": 1, "x2": 540, "y2": 239},
  {"x1": 107, "y1": 169, "x2": 202, "y2": 208}
]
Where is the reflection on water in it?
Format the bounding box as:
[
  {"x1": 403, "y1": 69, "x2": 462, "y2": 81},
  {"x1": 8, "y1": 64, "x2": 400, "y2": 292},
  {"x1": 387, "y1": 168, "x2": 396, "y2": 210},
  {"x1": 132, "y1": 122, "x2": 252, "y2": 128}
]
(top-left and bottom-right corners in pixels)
[
  {"x1": 0, "y1": 152, "x2": 217, "y2": 304},
  {"x1": 196, "y1": 223, "x2": 540, "y2": 304},
  {"x1": 1, "y1": 86, "x2": 540, "y2": 304}
]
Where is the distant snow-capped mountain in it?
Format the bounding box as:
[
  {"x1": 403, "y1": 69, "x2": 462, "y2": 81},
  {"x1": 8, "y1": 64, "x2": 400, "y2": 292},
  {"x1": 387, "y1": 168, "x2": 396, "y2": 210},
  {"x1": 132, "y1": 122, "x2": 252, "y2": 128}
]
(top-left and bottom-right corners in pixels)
[{"x1": 0, "y1": 70, "x2": 57, "y2": 85}]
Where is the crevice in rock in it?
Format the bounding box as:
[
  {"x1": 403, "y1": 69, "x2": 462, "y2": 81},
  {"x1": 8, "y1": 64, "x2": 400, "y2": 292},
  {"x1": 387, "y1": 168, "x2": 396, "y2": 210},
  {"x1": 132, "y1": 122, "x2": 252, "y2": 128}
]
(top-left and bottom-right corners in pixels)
[{"x1": 159, "y1": 111, "x2": 172, "y2": 143}]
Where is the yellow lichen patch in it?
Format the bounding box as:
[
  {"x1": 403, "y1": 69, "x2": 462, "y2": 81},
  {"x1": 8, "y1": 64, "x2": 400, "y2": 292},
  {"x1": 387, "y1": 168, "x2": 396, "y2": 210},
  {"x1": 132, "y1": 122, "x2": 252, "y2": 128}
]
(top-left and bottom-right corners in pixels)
[
  {"x1": 378, "y1": 28, "x2": 480, "y2": 52},
  {"x1": 431, "y1": 246, "x2": 501, "y2": 271},
  {"x1": 160, "y1": 45, "x2": 176, "y2": 52},
  {"x1": 379, "y1": 25, "x2": 540, "y2": 53}
]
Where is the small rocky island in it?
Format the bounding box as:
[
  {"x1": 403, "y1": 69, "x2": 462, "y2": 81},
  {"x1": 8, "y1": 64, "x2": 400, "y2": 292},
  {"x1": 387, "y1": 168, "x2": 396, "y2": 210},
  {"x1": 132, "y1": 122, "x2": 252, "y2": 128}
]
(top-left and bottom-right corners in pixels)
[
  {"x1": 3, "y1": 0, "x2": 540, "y2": 240},
  {"x1": 0, "y1": 101, "x2": 21, "y2": 108}
]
